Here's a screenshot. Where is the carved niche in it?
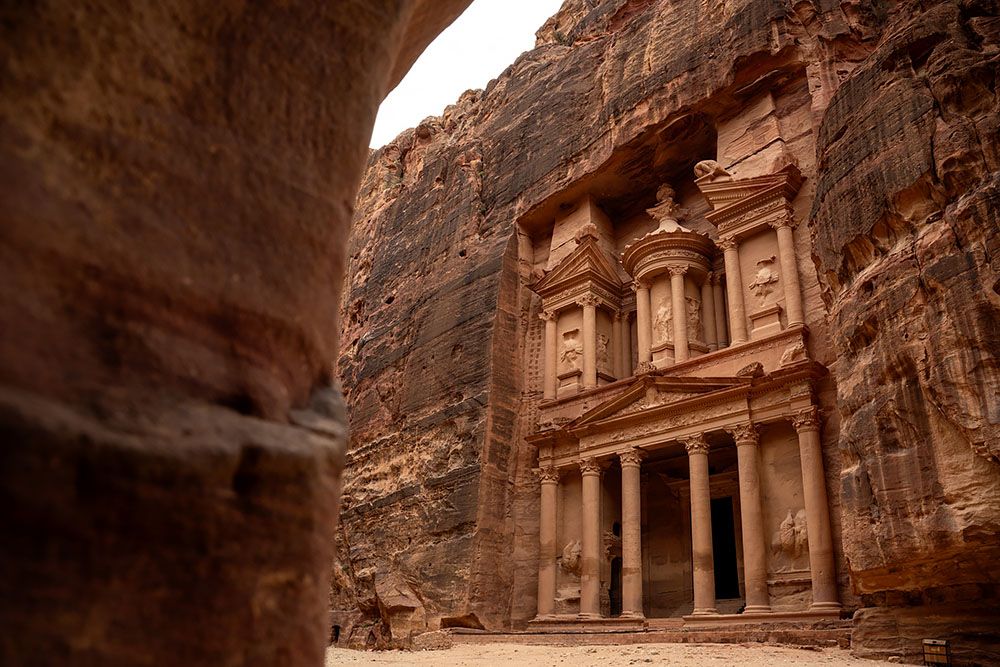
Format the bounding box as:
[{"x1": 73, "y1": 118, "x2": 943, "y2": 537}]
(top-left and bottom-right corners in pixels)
[
  {"x1": 748, "y1": 255, "x2": 779, "y2": 305},
  {"x1": 653, "y1": 301, "x2": 673, "y2": 344}
]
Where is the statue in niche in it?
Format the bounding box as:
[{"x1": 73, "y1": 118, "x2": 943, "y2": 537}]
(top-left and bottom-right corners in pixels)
[
  {"x1": 596, "y1": 333, "x2": 611, "y2": 373},
  {"x1": 748, "y1": 255, "x2": 779, "y2": 305},
  {"x1": 685, "y1": 296, "x2": 701, "y2": 341},
  {"x1": 694, "y1": 159, "x2": 733, "y2": 182},
  {"x1": 653, "y1": 301, "x2": 673, "y2": 345},
  {"x1": 560, "y1": 540, "x2": 582, "y2": 576},
  {"x1": 645, "y1": 184, "x2": 690, "y2": 233},
  {"x1": 771, "y1": 509, "x2": 809, "y2": 572},
  {"x1": 559, "y1": 329, "x2": 583, "y2": 372}
]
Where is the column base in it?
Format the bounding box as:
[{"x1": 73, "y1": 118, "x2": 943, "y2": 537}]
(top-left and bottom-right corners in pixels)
[
  {"x1": 576, "y1": 612, "x2": 602, "y2": 621},
  {"x1": 690, "y1": 607, "x2": 718, "y2": 616},
  {"x1": 531, "y1": 614, "x2": 556, "y2": 622},
  {"x1": 619, "y1": 611, "x2": 646, "y2": 620},
  {"x1": 743, "y1": 605, "x2": 772, "y2": 614},
  {"x1": 810, "y1": 601, "x2": 842, "y2": 612}
]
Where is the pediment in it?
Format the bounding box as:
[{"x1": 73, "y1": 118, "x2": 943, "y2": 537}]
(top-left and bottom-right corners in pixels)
[
  {"x1": 569, "y1": 375, "x2": 746, "y2": 428},
  {"x1": 696, "y1": 164, "x2": 803, "y2": 215},
  {"x1": 532, "y1": 236, "x2": 623, "y2": 298}
]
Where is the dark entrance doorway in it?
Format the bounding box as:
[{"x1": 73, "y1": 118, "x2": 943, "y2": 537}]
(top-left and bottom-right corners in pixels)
[
  {"x1": 710, "y1": 496, "x2": 740, "y2": 599},
  {"x1": 609, "y1": 556, "x2": 623, "y2": 616}
]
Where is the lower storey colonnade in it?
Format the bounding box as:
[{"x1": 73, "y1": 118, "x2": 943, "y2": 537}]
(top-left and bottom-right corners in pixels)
[{"x1": 534, "y1": 408, "x2": 839, "y2": 623}]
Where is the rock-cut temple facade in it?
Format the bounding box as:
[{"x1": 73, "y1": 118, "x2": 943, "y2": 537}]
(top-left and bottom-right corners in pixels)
[{"x1": 334, "y1": 1, "x2": 1000, "y2": 662}]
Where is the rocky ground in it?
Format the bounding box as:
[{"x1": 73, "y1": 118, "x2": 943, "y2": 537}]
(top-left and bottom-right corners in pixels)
[{"x1": 326, "y1": 643, "x2": 885, "y2": 666}]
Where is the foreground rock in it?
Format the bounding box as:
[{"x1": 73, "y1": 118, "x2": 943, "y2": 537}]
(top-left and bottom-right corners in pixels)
[{"x1": 0, "y1": 1, "x2": 469, "y2": 664}]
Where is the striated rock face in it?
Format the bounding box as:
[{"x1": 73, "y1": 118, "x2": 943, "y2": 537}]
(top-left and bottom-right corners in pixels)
[
  {"x1": 811, "y1": 2, "x2": 1000, "y2": 662},
  {"x1": 0, "y1": 1, "x2": 469, "y2": 665},
  {"x1": 337, "y1": 0, "x2": 999, "y2": 660}
]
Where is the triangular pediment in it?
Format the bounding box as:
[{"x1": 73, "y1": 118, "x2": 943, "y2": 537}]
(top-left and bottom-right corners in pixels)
[
  {"x1": 569, "y1": 375, "x2": 747, "y2": 428},
  {"x1": 532, "y1": 235, "x2": 623, "y2": 298}
]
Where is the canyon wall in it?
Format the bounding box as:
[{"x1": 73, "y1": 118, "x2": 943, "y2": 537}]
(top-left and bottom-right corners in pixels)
[{"x1": 337, "y1": 0, "x2": 999, "y2": 660}]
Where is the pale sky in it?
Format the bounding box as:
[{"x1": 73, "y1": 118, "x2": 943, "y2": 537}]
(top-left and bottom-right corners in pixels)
[{"x1": 369, "y1": 0, "x2": 565, "y2": 148}]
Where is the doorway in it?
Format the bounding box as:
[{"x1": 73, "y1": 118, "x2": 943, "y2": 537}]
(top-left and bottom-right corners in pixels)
[
  {"x1": 609, "y1": 556, "x2": 623, "y2": 616},
  {"x1": 710, "y1": 496, "x2": 740, "y2": 599}
]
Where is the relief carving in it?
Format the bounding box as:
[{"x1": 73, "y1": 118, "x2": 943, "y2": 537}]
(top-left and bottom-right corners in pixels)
[
  {"x1": 748, "y1": 255, "x2": 779, "y2": 305},
  {"x1": 560, "y1": 540, "x2": 582, "y2": 576},
  {"x1": 780, "y1": 341, "x2": 807, "y2": 366},
  {"x1": 560, "y1": 329, "x2": 583, "y2": 373},
  {"x1": 596, "y1": 333, "x2": 611, "y2": 374},
  {"x1": 771, "y1": 509, "x2": 809, "y2": 573},
  {"x1": 646, "y1": 184, "x2": 689, "y2": 231},
  {"x1": 653, "y1": 301, "x2": 673, "y2": 344},
  {"x1": 686, "y1": 296, "x2": 701, "y2": 341}
]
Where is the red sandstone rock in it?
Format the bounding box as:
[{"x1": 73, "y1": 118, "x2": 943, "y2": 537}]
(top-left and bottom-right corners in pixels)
[
  {"x1": 0, "y1": 1, "x2": 470, "y2": 665},
  {"x1": 336, "y1": 0, "x2": 1000, "y2": 662}
]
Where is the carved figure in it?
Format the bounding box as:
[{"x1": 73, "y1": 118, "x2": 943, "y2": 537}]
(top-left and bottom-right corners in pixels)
[
  {"x1": 645, "y1": 183, "x2": 689, "y2": 231},
  {"x1": 653, "y1": 302, "x2": 673, "y2": 344},
  {"x1": 771, "y1": 509, "x2": 809, "y2": 571},
  {"x1": 736, "y1": 361, "x2": 765, "y2": 378},
  {"x1": 560, "y1": 540, "x2": 582, "y2": 576},
  {"x1": 559, "y1": 329, "x2": 583, "y2": 372},
  {"x1": 685, "y1": 296, "x2": 701, "y2": 341},
  {"x1": 748, "y1": 255, "x2": 779, "y2": 304},
  {"x1": 694, "y1": 159, "x2": 733, "y2": 182},
  {"x1": 780, "y1": 341, "x2": 806, "y2": 366},
  {"x1": 596, "y1": 334, "x2": 610, "y2": 372}
]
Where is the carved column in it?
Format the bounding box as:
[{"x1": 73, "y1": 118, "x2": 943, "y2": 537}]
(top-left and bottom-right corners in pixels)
[
  {"x1": 702, "y1": 273, "x2": 718, "y2": 351},
  {"x1": 793, "y1": 408, "x2": 840, "y2": 610},
  {"x1": 536, "y1": 466, "x2": 559, "y2": 618},
  {"x1": 612, "y1": 312, "x2": 625, "y2": 379},
  {"x1": 541, "y1": 310, "x2": 558, "y2": 400},
  {"x1": 634, "y1": 281, "x2": 652, "y2": 365},
  {"x1": 729, "y1": 423, "x2": 771, "y2": 613},
  {"x1": 684, "y1": 434, "x2": 716, "y2": 615},
  {"x1": 771, "y1": 217, "x2": 805, "y2": 326},
  {"x1": 720, "y1": 239, "x2": 748, "y2": 344},
  {"x1": 620, "y1": 312, "x2": 632, "y2": 378},
  {"x1": 579, "y1": 296, "x2": 598, "y2": 390},
  {"x1": 669, "y1": 265, "x2": 689, "y2": 363},
  {"x1": 579, "y1": 458, "x2": 603, "y2": 619},
  {"x1": 619, "y1": 449, "x2": 644, "y2": 619},
  {"x1": 712, "y1": 273, "x2": 729, "y2": 348}
]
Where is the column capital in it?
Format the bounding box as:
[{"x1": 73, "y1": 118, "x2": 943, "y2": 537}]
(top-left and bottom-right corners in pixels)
[
  {"x1": 727, "y1": 422, "x2": 759, "y2": 446},
  {"x1": 579, "y1": 458, "x2": 603, "y2": 476},
  {"x1": 537, "y1": 466, "x2": 560, "y2": 484},
  {"x1": 613, "y1": 310, "x2": 628, "y2": 323},
  {"x1": 792, "y1": 406, "x2": 821, "y2": 433},
  {"x1": 682, "y1": 433, "x2": 709, "y2": 455},
  {"x1": 711, "y1": 271, "x2": 725, "y2": 286},
  {"x1": 539, "y1": 309, "x2": 557, "y2": 322},
  {"x1": 667, "y1": 264, "x2": 688, "y2": 277},
  {"x1": 619, "y1": 448, "x2": 645, "y2": 468},
  {"x1": 768, "y1": 215, "x2": 797, "y2": 230},
  {"x1": 577, "y1": 294, "x2": 600, "y2": 308},
  {"x1": 632, "y1": 279, "x2": 650, "y2": 292},
  {"x1": 718, "y1": 238, "x2": 738, "y2": 251}
]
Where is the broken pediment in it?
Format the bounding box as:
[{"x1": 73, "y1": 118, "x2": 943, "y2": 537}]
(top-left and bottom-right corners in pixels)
[
  {"x1": 695, "y1": 163, "x2": 804, "y2": 239},
  {"x1": 531, "y1": 233, "x2": 624, "y2": 301}
]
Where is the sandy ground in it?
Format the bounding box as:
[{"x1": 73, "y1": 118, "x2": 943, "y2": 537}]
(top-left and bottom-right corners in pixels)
[{"x1": 326, "y1": 642, "x2": 885, "y2": 666}]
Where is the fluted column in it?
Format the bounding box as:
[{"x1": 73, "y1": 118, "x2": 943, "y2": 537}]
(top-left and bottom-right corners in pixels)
[
  {"x1": 536, "y1": 466, "x2": 559, "y2": 618},
  {"x1": 684, "y1": 434, "x2": 716, "y2": 615},
  {"x1": 541, "y1": 310, "x2": 558, "y2": 400},
  {"x1": 729, "y1": 423, "x2": 771, "y2": 613},
  {"x1": 634, "y1": 281, "x2": 652, "y2": 365},
  {"x1": 772, "y1": 217, "x2": 805, "y2": 326},
  {"x1": 712, "y1": 273, "x2": 729, "y2": 348},
  {"x1": 669, "y1": 265, "x2": 689, "y2": 363},
  {"x1": 619, "y1": 448, "x2": 644, "y2": 619},
  {"x1": 612, "y1": 312, "x2": 625, "y2": 379},
  {"x1": 579, "y1": 296, "x2": 598, "y2": 390},
  {"x1": 579, "y1": 458, "x2": 603, "y2": 619},
  {"x1": 720, "y1": 239, "x2": 748, "y2": 344},
  {"x1": 702, "y1": 274, "x2": 718, "y2": 351},
  {"x1": 793, "y1": 408, "x2": 840, "y2": 610}
]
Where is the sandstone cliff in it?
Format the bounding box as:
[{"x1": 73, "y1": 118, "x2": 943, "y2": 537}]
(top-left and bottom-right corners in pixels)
[{"x1": 336, "y1": 0, "x2": 1000, "y2": 660}]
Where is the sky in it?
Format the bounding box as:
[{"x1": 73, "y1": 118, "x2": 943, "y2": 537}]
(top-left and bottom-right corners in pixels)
[{"x1": 369, "y1": 0, "x2": 566, "y2": 148}]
